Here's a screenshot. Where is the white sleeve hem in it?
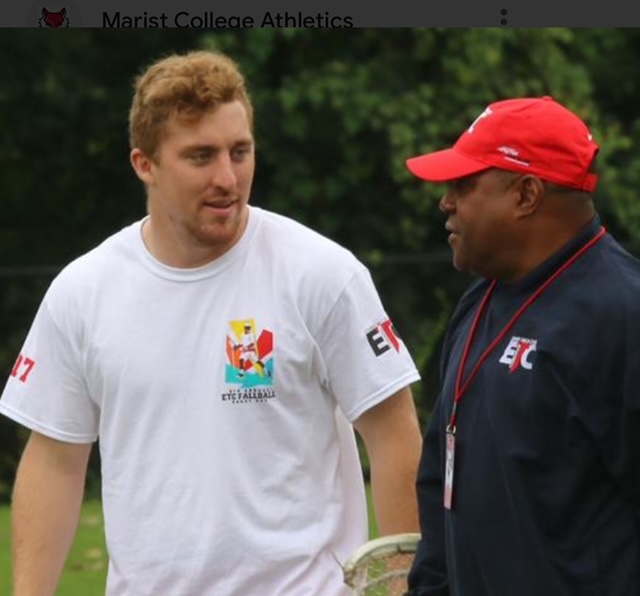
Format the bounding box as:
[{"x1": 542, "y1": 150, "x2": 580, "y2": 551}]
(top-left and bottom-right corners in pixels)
[
  {"x1": 343, "y1": 370, "x2": 422, "y2": 423},
  {"x1": 0, "y1": 403, "x2": 98, "y2": 444}
]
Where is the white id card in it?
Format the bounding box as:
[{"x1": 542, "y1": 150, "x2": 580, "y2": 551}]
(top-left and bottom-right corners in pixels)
[{"x1": 444, "y1": 430, "x2": 456, "y2": 510}]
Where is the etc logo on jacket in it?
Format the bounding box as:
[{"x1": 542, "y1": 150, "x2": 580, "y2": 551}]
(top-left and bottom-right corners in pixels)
[{"x1": 499, "y1": 336, "x2": 538, "y2": 372}]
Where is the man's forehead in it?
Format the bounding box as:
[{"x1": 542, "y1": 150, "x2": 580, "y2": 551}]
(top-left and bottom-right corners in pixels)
[
  {"x1": 447, "y1": 171, "x2": 484, "y2": 187},
  {"x1": 162, "y1": 111, "x2": 253, "y2": 148}
]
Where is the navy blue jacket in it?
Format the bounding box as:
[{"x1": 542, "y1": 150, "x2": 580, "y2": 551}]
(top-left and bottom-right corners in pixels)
[{"x1": 408, "y1": 217, "x2": 640, "y2": 596}]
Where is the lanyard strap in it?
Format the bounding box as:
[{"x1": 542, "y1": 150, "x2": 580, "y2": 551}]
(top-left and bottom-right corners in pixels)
[{"x1": 447, "y1": 226, "x2": 607, "y2": 433}]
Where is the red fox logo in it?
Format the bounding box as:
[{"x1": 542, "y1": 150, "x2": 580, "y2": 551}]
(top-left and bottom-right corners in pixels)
[{"x1": 39, "y1": 7, "x2": 70, "y2": 27}]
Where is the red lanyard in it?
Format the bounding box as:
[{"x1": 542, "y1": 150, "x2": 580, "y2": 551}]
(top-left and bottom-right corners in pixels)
[{"x1": 447, "y1": 226, "x2": 607, "y2": 433}]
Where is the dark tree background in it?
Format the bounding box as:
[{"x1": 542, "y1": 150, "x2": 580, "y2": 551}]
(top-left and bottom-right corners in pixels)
[{"x1": 3, "y1": 28, "x2": 640, "y2": 501}]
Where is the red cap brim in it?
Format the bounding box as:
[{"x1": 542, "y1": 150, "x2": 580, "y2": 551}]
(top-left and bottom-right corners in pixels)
[{"x1": 406, "y1": 148, "x2": 491, "y2": 182}]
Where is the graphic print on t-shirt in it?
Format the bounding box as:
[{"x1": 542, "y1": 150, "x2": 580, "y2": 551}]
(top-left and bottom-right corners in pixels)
[{"x1": 225, "y1": 319, "x2": 274, "y2": 387}]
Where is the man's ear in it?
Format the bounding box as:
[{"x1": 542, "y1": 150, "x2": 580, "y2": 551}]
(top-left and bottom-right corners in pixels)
[
  {"x1": 514, "y1": 175, "x2": 545, "y2": 218},
  {"x1": 130, "y1": 148, "x2": 156, "y2": 186}
]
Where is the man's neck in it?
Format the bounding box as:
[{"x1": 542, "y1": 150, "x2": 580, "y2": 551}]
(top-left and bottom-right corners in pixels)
[{"x1": 501, "y1": 214, "x2": 596, "y2": 284}]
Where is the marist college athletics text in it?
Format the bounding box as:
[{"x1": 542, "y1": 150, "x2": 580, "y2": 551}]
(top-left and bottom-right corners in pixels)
[{"x1": 102, "y1": 11, "x2": 355, "y2": 28}]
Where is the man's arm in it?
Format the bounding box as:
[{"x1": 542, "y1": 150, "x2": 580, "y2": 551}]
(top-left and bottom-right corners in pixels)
[
  {"x1": 353, "y1": 385, "x2": 422, "y2": 535},
  {"x1": 406, "y1": 394, "x2": 449, "y2": 596},
  {"x1": 11, "y1": 431, "x2": 93, "y2": 596}
]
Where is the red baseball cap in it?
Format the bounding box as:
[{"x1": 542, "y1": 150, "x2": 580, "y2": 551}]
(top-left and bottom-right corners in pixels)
[{"x1": 406, "y1": 96, "x2": 599, "y2": 192}]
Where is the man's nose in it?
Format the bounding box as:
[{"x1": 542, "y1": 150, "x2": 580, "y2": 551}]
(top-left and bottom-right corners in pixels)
[
  {"x1": 211, "y1": 154, "x2": 237, "y2": 189},
  {"x1": 439, "y1": 192, "x2": 454, "y2": 213}
]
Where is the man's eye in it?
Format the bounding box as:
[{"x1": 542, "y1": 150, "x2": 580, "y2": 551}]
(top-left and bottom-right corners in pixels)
[
  {"x1": 450, "y1": 178, "x2": 474, "y2": 193},
  {"x1": 232, "y1": 148, "x2": 250, "y2": 161}
]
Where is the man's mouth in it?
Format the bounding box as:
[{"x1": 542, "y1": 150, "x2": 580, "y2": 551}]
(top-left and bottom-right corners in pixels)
[
  {"x1": 203, "y1": 199, "x2": 235, "y2": 211},
  {"x1": 445, "y1": 223, "x2": 459, "y2": 242}
]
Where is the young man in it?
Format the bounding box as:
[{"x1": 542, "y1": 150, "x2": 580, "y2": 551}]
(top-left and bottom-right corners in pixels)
[
  {"x1": 404, "y1": 96, "x2": 640, "y2": 596},
  {"x1": 0, "y1": 50, "x2": 423, "y2": 596}
]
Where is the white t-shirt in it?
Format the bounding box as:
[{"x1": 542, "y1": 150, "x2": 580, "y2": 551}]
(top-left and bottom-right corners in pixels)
[{"x1": 0, "y1": 206, "x2": 421, "y2": 596}]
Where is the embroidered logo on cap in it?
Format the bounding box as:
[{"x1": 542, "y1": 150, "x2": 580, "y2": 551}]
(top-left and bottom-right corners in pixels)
[{"x1": 467, "y1": 106, "x2": 493, "y2": 133}]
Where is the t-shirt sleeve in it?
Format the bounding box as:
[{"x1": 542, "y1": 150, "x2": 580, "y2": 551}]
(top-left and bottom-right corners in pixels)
[
  {"x1": 313, "y1": 265, "x2": 420, "y2": 422},
  {"x1": 0, "y1": 295, "x2": 99, "y2": 443}
]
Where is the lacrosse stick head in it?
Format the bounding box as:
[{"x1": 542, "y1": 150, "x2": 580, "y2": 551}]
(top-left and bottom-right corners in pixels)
[{"x1": 343, "y1": 533, "x2": 420, "y2": 596}]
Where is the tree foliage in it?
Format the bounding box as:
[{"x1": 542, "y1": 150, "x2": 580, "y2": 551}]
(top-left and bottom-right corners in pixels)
[{"x1": 2, "y1": 28, "x2": 640, "y2": 501}]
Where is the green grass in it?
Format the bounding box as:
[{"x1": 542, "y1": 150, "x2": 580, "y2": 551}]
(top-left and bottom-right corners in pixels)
[
  {"x1": 0, "y1": 500, "x2": 108, "y2": 596},
  {"x1": 0, "y1": 487, "x2": 377, "y2": 594},
  {"x1": 366, "y1": 481, "x2": 380, "y2": 538},
  {"x1": 0, "y1": 504, "x2": 10, "y2": 594}
]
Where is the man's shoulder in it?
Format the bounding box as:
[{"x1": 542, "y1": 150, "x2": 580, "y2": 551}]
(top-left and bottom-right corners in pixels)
[
  {"x1": 49, "y1": 220, "x2": 141, "y2": 294},
  {"x1": 256, "y1": 207, "x2": 346, "y2": 244},
  {"x1": 577, "y1": 234, "x2": 640, "y2": 311},
  {"x1": 598, "y1": 234, "x2": 640, "y2": 287},
  {"x1": 254, "y1": 207, "x2": 362, "y2": 266}
]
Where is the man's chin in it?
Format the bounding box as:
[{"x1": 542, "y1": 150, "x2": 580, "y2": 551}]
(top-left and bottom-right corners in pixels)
[
  {"x1": 194, "y1": 223, "x2": 242, "y2": 249},
  {"x1": 452, "y1": 255, "x2": 473, "y2": 275}
]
